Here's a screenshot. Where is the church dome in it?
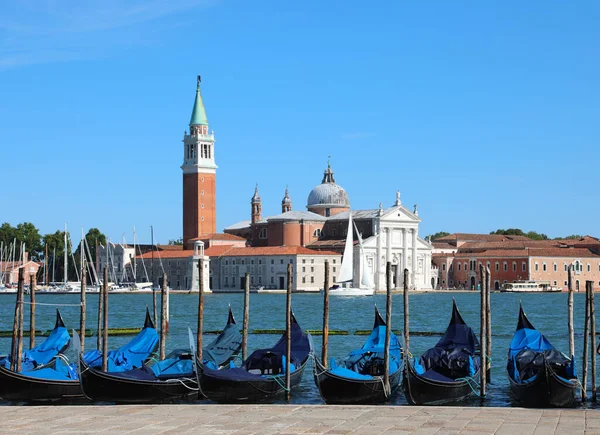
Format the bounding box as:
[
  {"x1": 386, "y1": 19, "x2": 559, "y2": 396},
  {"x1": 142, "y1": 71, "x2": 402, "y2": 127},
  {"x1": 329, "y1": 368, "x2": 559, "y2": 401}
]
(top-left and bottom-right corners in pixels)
[{"x1": 307, "y1": 163, "x2": 350, "y2": 209}]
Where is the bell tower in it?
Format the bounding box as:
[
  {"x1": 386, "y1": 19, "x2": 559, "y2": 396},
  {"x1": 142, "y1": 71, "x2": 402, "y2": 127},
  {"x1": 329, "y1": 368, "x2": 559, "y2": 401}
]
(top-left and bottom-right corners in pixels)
[{"x1": 182, "y1": 76, "x2": 217, "y2": 248}]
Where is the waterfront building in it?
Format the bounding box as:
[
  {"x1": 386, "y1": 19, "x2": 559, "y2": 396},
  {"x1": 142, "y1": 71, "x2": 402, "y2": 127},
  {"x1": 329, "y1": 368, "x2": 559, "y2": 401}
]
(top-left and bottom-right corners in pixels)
[
  {"x1": 0, "y1": 260, "x2": 40, "y2": 285},
  {"x1": 226, "y1": 165, "x2": 434, "y2": 290},
  {"x1": 431, "y1": 233, "x2": 600, "y2": 290}
]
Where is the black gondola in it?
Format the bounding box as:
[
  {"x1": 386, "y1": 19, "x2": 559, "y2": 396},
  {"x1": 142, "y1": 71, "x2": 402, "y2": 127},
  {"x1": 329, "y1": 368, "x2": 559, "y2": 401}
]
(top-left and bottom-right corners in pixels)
[
  {"x1": 402, "y1": 300, "x2": 481, "y2": 405},
  {"x1": 197, "y1": 312, "x2": 312, "y2": 403},
  {"x1": 314, "y1": 306, "x2": 402, "y2": 404},
  {"x1": 0, "y1": 309, "x2": 158, "y2": 403},
  {"x1": 507, "y1": 305, "x2": 577, "y2": 407},
  {"x1": 0, "y1": 309, "x2": 70, "y2": 371},
  {"x1": 78, "y1": 307, "x2": 242, "y2": 403}
]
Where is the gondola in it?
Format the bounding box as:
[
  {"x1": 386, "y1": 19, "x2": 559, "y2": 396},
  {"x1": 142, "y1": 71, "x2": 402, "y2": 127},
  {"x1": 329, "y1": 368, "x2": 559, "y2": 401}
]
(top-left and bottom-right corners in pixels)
[
  {"x1": 314, "y1": 306, "x2": 402, "y2": 404},
  {"x1": 402, "y1": 299, "x2": 481, "y2": 405},
  {"x1": 0, "y1": 309, "x2": 70, "y2": 371},
  {"x1": 0, "y1": 308, "x2": 158, "y2": 402},
  {"x1": 507, "y1": 304, "x2": 577, "y2": 407},
  {"x1": 197, "y1": 312, "x2": 312, "y2": 403},
  {"x1": 78, "y1": 307, "x2": 242, "y2": 403}
]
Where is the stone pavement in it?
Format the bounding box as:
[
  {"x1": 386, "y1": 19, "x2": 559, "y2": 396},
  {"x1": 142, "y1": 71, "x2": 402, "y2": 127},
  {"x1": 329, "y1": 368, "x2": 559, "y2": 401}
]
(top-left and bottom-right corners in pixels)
[{"x1": 1, "y1": 404, "x2": 599, "y2": 434}]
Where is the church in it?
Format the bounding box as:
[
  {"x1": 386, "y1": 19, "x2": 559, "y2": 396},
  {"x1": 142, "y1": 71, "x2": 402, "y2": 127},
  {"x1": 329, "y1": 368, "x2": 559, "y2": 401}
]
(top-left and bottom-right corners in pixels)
[{"x1": 136, "y1": 77, "x2": 434, "y2": 291}]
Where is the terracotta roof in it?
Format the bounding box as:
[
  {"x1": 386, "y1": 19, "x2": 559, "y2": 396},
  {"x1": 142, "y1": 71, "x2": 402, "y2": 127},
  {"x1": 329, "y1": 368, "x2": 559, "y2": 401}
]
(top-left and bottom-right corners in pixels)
[
  {"x1": 529, "y1": 248, "x2": 600, "y2": 258},
  {"x1": 189, "y1": 233, "x2": 246, "y2": 241},
  {"x1": 136, "y1": 250, "x2": 194, "y2": 259},
  {"x1": 157, "y1": 244, "x2": 185, "y2": 251},
  {"x1": 454, "y1": 249, "x2": 531, "y2": 258},
  {"x1": 453, "y1": 247, "x2": 600, "y2": 259},
  {"x1": 432, "y1": 252, "x2": 455, "y2": 258},
  {"x1": 434, "y1": 233, "x2": 531, "y2": 242},
  {"x1": 432, "y1": 242, "x2": 456, "y2": 249}
]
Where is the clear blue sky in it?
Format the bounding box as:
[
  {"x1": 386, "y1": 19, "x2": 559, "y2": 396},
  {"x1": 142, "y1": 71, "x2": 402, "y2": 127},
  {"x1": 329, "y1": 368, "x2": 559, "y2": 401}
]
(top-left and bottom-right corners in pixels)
[{"x1": 1, "y1": 0, "x2": 599, "y2": 244}]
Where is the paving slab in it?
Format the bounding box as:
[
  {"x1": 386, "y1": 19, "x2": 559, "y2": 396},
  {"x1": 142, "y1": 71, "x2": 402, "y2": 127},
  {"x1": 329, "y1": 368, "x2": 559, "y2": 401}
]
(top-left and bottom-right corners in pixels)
[{"x1": 0, "y1": 405, "x2": 595, "y2": 434}]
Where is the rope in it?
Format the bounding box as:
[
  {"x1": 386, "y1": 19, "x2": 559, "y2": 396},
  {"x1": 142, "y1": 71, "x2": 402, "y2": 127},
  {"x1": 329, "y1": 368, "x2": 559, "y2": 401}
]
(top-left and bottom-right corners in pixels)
[
  {"x1": 164, "y1": 377, "x2": 200, "y2": 391},
  {"x1": 456, "y1": 376, "x2": 486, "y2": 398},
  {"x1": 19, "y1": 301, "x2": 83, "y2": 307}
]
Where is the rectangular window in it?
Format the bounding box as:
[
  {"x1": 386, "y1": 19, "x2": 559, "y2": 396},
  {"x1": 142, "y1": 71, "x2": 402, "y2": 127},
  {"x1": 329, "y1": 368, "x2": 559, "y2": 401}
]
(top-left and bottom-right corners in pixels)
[
  {"x1": 311, "y1": 267, "x2": 314, "y2": 272},
  {"x1": 302, "y1": 267, "x2": 305, "y2": 272},
  {"x1": 280, "y1": 260, "x2": 283, "y2": 264},
  {"x1": 333, "y1": 267, "x2": 336, "y2": 273},
  {"x1": 271, "y1": 277, "x2": 274, "y2": 284},
  {"x1": 311, "y1": 276, "x2": 315, "y2": 283},
  {"x1": 302, "y1": 276, "x2": 306, "y2": 283}
]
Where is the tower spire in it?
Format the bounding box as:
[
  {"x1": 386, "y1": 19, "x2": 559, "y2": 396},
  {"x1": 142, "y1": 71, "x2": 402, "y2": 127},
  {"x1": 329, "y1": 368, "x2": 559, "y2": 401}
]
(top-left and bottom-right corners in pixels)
[
  {"x1": 251, "y1": 184, "x2": 262, "y2": 224},
  {"x1": 282, "y1": 185, "x2": 292, "y2": 213},
  {"x1": 190, "y1": 75, "x2": 209, "y2": 126}
]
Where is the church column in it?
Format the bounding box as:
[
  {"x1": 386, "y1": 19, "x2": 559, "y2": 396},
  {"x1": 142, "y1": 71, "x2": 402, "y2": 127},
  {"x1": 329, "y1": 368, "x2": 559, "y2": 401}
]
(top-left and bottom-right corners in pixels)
[
  {"x1": 411, "y1": 228, "x2": 417, "y2": 289},
  {"x1": 402, "y1": 228, "x2": 408, "y2": 286},
  {"x1": 376, "y1": 222, "x2": 383, "y2": 289},
  {"x1": 386, "y1": 228, "x2": 392, "y2": 287}
]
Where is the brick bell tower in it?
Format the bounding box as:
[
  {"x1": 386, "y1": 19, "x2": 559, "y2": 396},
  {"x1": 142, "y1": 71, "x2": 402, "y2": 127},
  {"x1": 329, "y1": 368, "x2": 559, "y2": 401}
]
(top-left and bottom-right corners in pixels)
[{"x1": 182, "y1": 76, "x2": 217, "y2": 248}]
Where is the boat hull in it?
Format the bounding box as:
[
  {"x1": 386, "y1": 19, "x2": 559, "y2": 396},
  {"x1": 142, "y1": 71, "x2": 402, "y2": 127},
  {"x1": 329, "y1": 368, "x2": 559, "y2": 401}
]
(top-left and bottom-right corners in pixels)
[
  {"x1": 79, "y1": 360, "x2": 197, "y2": 403},
  {"x1": 327, "y1": 288, "x2": 374, "y2": 296},
  {"x1": 402, "y1": 360, "x2": 479, "y2": 405},
  {"x1": 199, "y1": 359, "x2": 308, "y2": 403},
  {"x1": 314, "y1": 359, "x2": 402, "y2": 404},
  {"x1": 508, "y1": 366, "x2": 577, "y2": 408},
  {"x1": 0, "y1": 365, "x2": 83, "y2": 402}
]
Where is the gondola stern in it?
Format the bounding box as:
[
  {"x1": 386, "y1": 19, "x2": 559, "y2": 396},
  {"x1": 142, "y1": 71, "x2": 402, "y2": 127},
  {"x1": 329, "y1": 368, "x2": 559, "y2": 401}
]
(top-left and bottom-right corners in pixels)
[
  {"x1": 449, "y1": 299, "x2": 466, "y2": 326},
  {"x1": 227, "y1": 305, "x2": 236, "y2": 325},
  {"x1": 373, "y1": 305, "x2": 386, "y2": 328},
  {"x1": 55, "y1": 309, "x2": 66, "y2": 328},
  {"x1": 144, "y1": 306, "x2": 155, "y2": 329},
  {"x1": 517, "y1": 304, "x2": 535, "y2": 331}
]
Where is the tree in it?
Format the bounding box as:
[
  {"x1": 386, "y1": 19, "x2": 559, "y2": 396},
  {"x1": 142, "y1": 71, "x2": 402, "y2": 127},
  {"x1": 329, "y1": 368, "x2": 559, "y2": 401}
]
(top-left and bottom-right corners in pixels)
[
  {"x1": 490, "y1": 229, "x2": 548, "y2": 240},
  {"x1": 561, "y1": 234, "x2": 583, "y2": 240},
  {"x1": 43, "y1": 230, "x2": 67, "y2": 282},
  {"x1": 0, "y1": 222, "x2": 43, "y2": 260},
  {"x1": 168, "y1": 238, "x2": 183, "y2": 245},
  {"x1": 428, "y1": 231, "x2": 451, "y2": 241}
]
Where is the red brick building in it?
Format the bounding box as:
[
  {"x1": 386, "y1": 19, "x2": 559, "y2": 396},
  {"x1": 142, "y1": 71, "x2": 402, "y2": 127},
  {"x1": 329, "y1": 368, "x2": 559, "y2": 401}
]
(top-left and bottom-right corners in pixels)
[{"x1": 432, "y1": 234, "x2": 600, "y2": 291}]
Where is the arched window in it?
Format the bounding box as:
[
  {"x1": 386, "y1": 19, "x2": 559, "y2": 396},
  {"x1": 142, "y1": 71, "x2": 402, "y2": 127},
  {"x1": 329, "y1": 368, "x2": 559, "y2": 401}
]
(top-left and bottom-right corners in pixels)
[
  {"x1": 495, "y1": 262, "x2": 499, "y2": 271},
  {"x1": 512, "y1": 261, "x2": 517, "y2": 272},
  {"x1": 553, "y1": 263, "x2": 557, "y2": 272},
  {"x1": 313, "y1": 228, "x2": 322, "y2": 238},
  {"x1": 458, "y1": 263, "x2": 461, "y2": 271},
  {"x1": 522, "y1": 262, "x2": 527, "y2": 272},
  {"x1": 442, "y1": 264, "x2": 446, "y2": 271},
  {"x1": 259, "y1": 228, "x2": 268, "y2": 239},
  {"x1": 503, "y1": 261, "x2": 507, "y2": 271}
]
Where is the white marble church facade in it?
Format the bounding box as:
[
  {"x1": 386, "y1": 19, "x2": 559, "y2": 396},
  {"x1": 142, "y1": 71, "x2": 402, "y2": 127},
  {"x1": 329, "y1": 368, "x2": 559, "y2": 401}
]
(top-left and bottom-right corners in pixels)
[{"x1": 346, "y1": 194, "x2": 433, "y2": 290}]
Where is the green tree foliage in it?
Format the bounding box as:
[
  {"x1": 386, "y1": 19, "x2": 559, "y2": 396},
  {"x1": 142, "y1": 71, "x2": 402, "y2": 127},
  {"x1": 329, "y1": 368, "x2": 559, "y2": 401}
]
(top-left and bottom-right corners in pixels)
[
  {"x1": 561, "y1": 234, "x2": 583, "y2": 240},
  {"x1": 0, "y1": 222, "x2": 43, "y2": 260},
  {"x1": 428, "y1": 231, "x2": 450, "y2": 241},
  {"x1": 168, "y1": 238, "x2": 183, "y2": 245},
  {"x1": 490, "y1": 229, "x2": 548, "y2": 240}
]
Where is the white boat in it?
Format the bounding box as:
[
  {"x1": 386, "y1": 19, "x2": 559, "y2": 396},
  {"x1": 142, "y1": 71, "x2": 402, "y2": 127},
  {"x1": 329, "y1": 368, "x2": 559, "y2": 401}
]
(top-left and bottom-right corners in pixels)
[
  {"x1": 501, "y1": 281, "x2": 562, "y2": 293},
  {"x1": 328, "y1": 211, "x2": 374, "y2": 296}
]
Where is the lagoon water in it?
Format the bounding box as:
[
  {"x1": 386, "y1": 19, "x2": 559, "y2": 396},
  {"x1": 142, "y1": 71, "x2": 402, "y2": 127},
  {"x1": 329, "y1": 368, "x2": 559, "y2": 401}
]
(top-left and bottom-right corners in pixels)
[{"x1": 0, "y1": 291, "x2": 595, "y2": 407}]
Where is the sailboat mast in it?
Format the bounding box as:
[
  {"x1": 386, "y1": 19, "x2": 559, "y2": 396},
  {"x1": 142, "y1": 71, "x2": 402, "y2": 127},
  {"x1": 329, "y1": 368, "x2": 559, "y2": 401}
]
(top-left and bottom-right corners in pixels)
[
  {"x1": 133, "y1": 227, "x2": 137, "y2": 283},
  {"x1": 52, "y1": 247, "x2": 56, "y2": 284},
  {"x1": 64, "y1": 224, "x2": 68, "y2": 286},
  {"x1": 44, "y1": 243, "x2": 48, "y2": 285}
]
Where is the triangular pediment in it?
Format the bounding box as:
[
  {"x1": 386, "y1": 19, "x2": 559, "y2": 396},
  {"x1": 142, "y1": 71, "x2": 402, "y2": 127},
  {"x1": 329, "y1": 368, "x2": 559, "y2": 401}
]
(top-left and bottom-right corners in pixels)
[{"x1": 379, "y1": 205, "x2": 421, "y2": 223}]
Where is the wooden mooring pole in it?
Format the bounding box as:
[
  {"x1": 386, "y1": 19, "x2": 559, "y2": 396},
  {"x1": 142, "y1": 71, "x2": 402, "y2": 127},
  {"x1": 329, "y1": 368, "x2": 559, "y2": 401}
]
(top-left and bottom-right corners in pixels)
[
  {"x1": 285, "y1": 263, "x2": 292, "y2": 401},
  {"x1": 568, "y1": 265, "x2": 575, "y2": 358},
  {"x1": 160, "y1": 272, "x2": 168, "y2": 361},
  {"x1": 29, "y1": 275, "x2": 36, "y2": 349},
  {"x1": 80, "y1": 266, "x2": 86, "y2": 352},
  {"x1": 485, "y1": 265, "x2": 491, "y2": 382},
  {"x1": 102, "y1": 266, "x2": 108, "y2": 372},
  {"x1": 589, "y1": 281, "x2": 597, "y2": 402},
  {"x1": 583, "y1": 279, "x2": 590, "y2": 402},
  {"x1": 242, "y1": 272, "x2": 250, "y2": 361},
  {"x1": 16, "y1": 268, "x2": 25, "y2": 372},
  {"x1": 384, "y1": 262, "x2": 392, "y2": 395},
  {"x1": 479, "y1": 264, "x2": 487, "y2": 399},
  {"x1": 322, "y1": 260, "x2": 330, "y2": 367},
  {"x1": 197, "y1": 258, "x2": 204, "y2": 363},
  {"x1": 403, "y1": 267, "x2": 410, "y2": 354},
  {"x1": 97, "y1": 267, "x2": 104, "y2": 351}
]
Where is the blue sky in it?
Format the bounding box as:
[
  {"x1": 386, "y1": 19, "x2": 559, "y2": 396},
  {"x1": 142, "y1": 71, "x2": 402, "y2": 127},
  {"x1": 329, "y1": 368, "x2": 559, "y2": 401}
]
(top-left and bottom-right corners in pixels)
[{"x1": 1, "y1": 0, "x2": 599, "y2": 244}]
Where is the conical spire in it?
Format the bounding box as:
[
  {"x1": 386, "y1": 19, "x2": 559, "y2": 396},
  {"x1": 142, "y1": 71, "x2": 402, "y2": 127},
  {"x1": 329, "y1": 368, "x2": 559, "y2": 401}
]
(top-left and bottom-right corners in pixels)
[
  {"x1": 282, "y1": 186, "x2": 292, "y2": 205},
  {"x1": 190, "y1": 75, "x2": 209, "y2": 126},
  {"x1": 251, "y1": 184, "x2": 261, "y2": 203}
]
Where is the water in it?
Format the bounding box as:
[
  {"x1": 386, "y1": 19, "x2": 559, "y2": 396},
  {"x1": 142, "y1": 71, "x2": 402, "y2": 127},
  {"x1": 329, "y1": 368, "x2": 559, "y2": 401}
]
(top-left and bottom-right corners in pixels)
[{"x1": 0, "y1": 291, "x2": 596, "y2": 407}]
